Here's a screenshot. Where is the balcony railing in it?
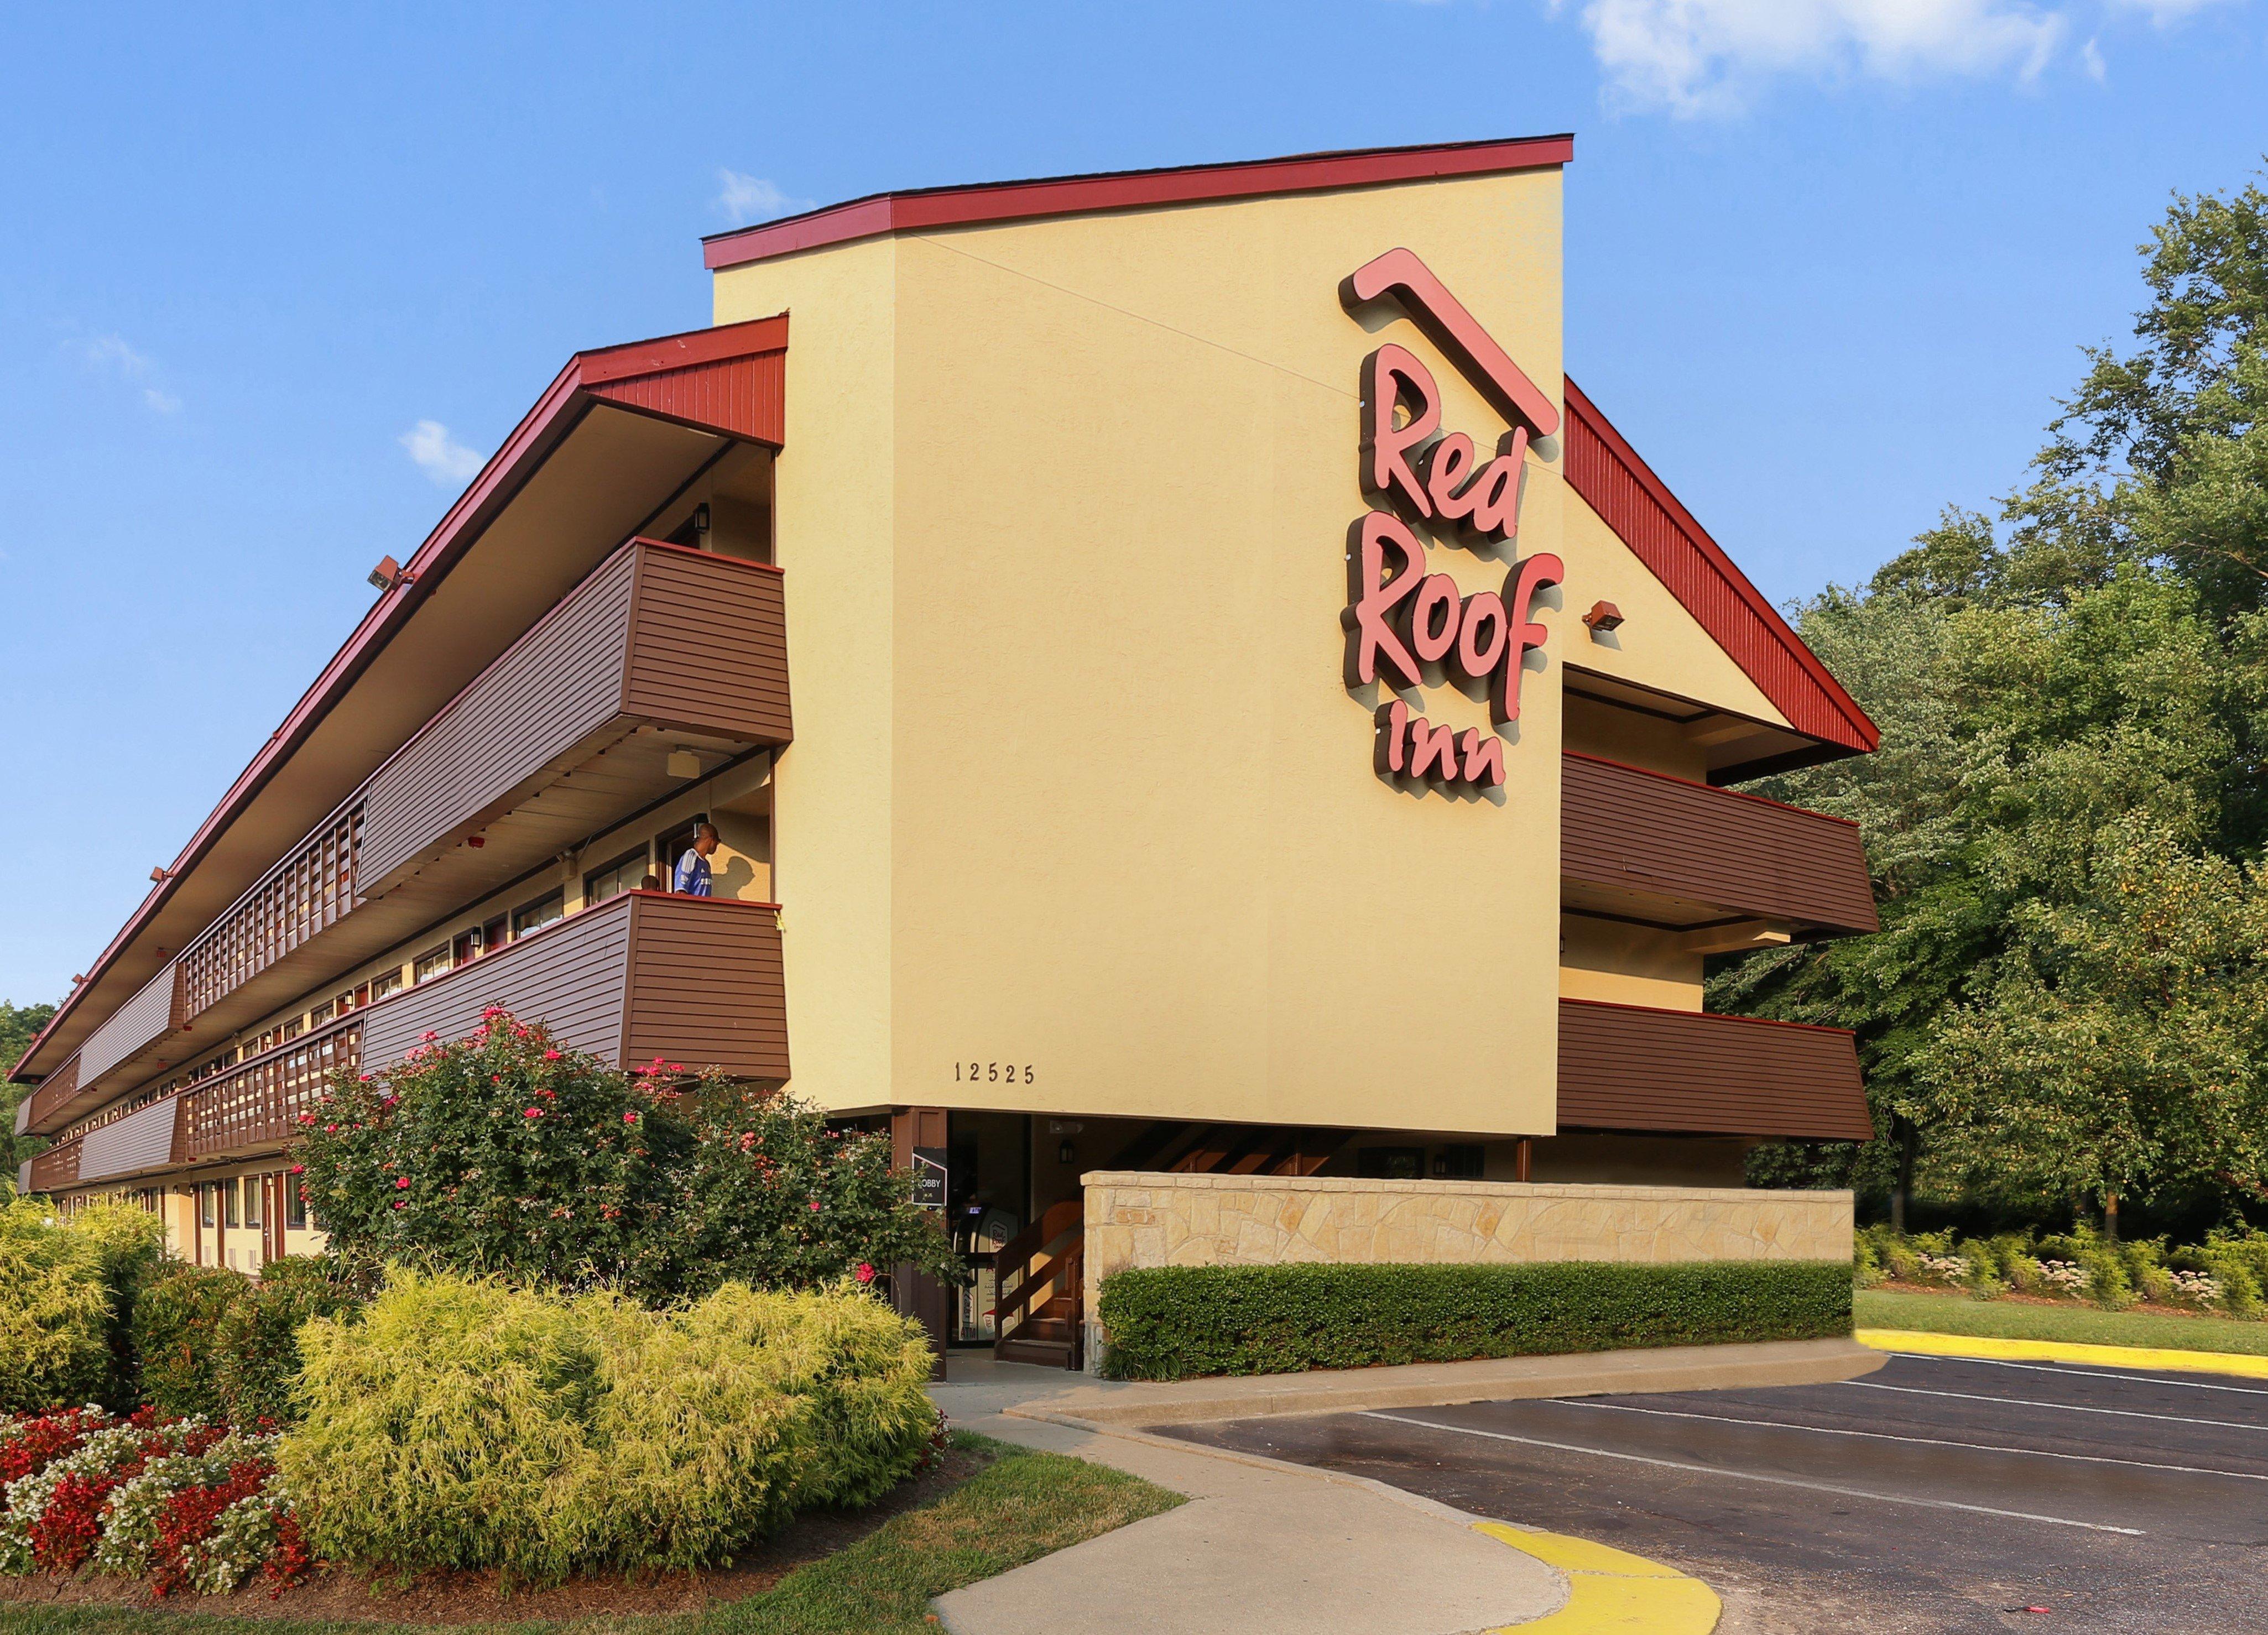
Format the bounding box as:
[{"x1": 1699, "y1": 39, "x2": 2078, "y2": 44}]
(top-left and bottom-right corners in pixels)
[
  {"x1": 134, "y1": 538, "x2": 791, "y2": 1065},
  {"x1": 178, "y1": 807, "x2": 361, "y2": 1020},
  {"x1": 1561, "y1": 753, "x2": 1878, "y2": 938},
  {"x1": 361, "y1": 890, "x2": 788, "y2": 1080},
  {"x1": 1556, "y1": 997, "x2": 1872, "y2": 1140},
  {"x1": 18, "y1": 1051, "x2": 79, "y2": 1137},
  {"x1": 179, "y1": 1015, "x2": 363, "y2": 1163}
]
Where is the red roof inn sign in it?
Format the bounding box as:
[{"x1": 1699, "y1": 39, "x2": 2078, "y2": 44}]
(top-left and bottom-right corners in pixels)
[{"x1": 1340, "y1": 249, "x2": 1565, "y2": 791}]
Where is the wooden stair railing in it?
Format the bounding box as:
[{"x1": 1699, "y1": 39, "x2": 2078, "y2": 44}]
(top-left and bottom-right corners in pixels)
[{"x1": 993, "y1": 1199, "x2": 1085, "y2": 1370}]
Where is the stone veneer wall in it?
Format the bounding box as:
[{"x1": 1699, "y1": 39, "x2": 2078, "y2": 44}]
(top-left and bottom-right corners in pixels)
[{"x1": 1078, "y1": 1171, "x2": 1854, "y2": 1371}]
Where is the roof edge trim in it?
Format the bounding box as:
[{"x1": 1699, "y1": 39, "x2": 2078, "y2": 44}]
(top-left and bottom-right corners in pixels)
[{"x1": 702, "y1": 134, "x2": 1575, "y2": 270}]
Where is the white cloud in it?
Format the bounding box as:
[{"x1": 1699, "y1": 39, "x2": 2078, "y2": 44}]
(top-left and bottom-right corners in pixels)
[
  {"x1": 398, "y1": 420, "x2": 484, "y2": 486},
  {"x1": 74, "y1": 332, "x2": 180, "y2": 414},
  {"x1": 1567, "y1": 0, "x2": 2069, "y2": 116},
  {"x1": 715, "y1": 170, "x2": 810, "y2": 227}
]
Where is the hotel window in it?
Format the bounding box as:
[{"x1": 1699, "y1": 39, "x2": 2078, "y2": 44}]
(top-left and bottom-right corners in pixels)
[
  {"x1": 281, "y1": 1017, "x2": 303, "y2": 1041},
  {"x1": 243, "y1": 1177, "x2": 262, "y2": 1228},
  {"x1": 285, "y1": 1173, "x2": 307, "y2": 1232},
  {"x1": 371, "y1": 967, "x2": 404, "y2": 1000},
  {"x1": 223, "y1": 1180, "x2": 240, "y2": 1230},
  {"x1": 307, "y1": 1001, "x2": 333, "y2": 1027},
  {"x1": 199, "y1": 1185, "x2": 216, "y2": 1230},
  {"x1": 582, "y1": 846, "x2": 648, "y2": 906},
  {"x1": 413, "y1": 946, "x2": 450, "y2": 984},
  {"x1": 512, "y1": 889, "x2": 565, "y2": 939}
]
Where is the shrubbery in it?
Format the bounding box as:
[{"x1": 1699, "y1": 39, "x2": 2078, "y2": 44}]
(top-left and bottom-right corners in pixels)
[
  {"x1": 280, "y1": 1267, "x2": 937, "y2": 1578},
  {"x1": 133, "y1": 1259, "x2": 359, "y2": 1424},
  {"x1": 1857, "y1": 1222, "x2": 2268, "y2": 1316},
  {"x1": 0, "y1": 1197, "x2": 165, "y2": 1413},
  {"x1": 1096, "y1": 1260, "x2": 1855, "y2": 1381},
  {"x1": 296, "y1": 1011, "x2": 955, "y2": 1298}
]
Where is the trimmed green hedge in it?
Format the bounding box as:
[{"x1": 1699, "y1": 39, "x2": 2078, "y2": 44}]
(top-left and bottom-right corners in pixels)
[{"x1": 1096, "y1": 1259, "x2": 1854, "y2": 1381}]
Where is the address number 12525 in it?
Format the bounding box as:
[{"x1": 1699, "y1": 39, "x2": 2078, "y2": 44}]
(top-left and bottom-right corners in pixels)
[{"x1": 956, "y1": 1062, "x2": 1035, "y2": 1084}]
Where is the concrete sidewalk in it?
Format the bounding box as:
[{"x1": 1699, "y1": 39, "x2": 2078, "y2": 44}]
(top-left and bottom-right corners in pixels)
[
  {"x1": 927, "y1": 1350, "x2": 1760, "y2": 1634},
  {"x1": 930, "y1": 1367, "x2": 1567, "y2": 1635}
]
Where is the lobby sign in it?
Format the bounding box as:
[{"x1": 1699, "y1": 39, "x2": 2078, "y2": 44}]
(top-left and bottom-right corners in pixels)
[{"x1": 1339, "y1": 249, "x2": 1564, "y2": 790}]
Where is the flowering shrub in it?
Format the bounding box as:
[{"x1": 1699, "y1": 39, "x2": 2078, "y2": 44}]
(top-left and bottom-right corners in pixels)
[
  {"x1": 0, "y1": 1407, "x2": 304, "y2": 1596},
  {"x1": 2036, "y1": 1260, "x2": 2091, "y2": 1297},
  {"x1": 1860, "y1": 1222, "x2": 2268, "y2": 1316},
  {"x1": 296, "y1": 1012, "x2": 955, "y2": 1298}
]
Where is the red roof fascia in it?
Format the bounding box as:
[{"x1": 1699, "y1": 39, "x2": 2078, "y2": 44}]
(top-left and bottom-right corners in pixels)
[
  {"x1": 1561, "y1": 378, "x2": 1877, "y2": 756},
  {"x1": 12, "y1": 316, "x2": 789, "y2": 1082},
  {"x1": 702, "y1": 135, "x2": 1575, "y2": 270}
]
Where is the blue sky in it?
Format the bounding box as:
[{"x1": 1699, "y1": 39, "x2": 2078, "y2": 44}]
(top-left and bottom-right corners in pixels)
[{"x1": 1, "y1": 1, "x2": 2262, "y2": 1007}]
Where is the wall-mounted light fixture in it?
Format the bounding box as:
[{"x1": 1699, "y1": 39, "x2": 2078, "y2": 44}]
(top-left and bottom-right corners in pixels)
[
  {"x1": 1582, "y1": 600, "x2": 1624, "y2": 638},
  {"x1": 367, "y1": 555, "x2": 414, "y2": 593},
  {"x1": 692, "y1": 503, "x2": 711, "y2": 536},
  {"x1": 1059, "y1": 1141, "x2": 1076, "y2": 1165},
  {"x1": 149, "y1": 866, "x2": 171, "y2": 883},
  {"x1": 666, "y1": 748, "x2": 701, "y2": 779}
]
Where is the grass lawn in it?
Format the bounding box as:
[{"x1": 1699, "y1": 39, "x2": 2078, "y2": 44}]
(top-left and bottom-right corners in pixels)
[
  {"x1": 1858, "y1": 1288, "x2": 2268, "y2": 1357},
  {"x1": 0, "y1": 1433, "x2": 1183, "y2": 1635}
]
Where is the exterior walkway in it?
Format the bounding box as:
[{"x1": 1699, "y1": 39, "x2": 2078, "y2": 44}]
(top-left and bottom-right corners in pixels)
[{"x1": 929, "y1": 1352, "x2": 1760, "y2": 1634}]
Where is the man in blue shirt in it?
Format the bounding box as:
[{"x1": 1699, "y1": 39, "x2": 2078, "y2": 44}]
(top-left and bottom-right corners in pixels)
[{"x1": 672, "y1": 822, "x2": 719, "y2": 896}]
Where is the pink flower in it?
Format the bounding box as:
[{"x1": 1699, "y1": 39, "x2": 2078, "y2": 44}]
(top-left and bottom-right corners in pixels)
[
  {"x1": 483, "y1": 1007, "x2": 504, "y2": 1021},
  {"x1": 324, "y1": 1124, "x2": 338, "y2": 1133},
  {"x1": 856, "y1": 1262, "x2": 875, "y2": 1284},
  {"x1": 289, "y1": 1164, "x2": 304, "y2": 1175},
  {"x1": 808, "y1": 1200, "x2": 821, "y2": 1212},
  {"x1": 623, "y1": 1111, "x2": 638, "y2": 1125},
  {"x1": 394, "y1": 1177, "x2": 410, "y2": 1189},
  {"x1": 296, "y1": 1114, "x2": 315, "y2": 1125},
  {"x1": 357, "y1": 1075, "x2": 373, "y2": 1084},
  {"x1": 543, "y1": 1050, "x2": 562, "y2": 1061},
  {"x1": 392, "y1": 1200, "x2": 405, "y2": 1210},
  {"x1": 421, "y1": 1031, "x2": 439, "y2": 1042},
  {"x1": 524, "y1": 1108, "x2": 543, "y2": 1119}
]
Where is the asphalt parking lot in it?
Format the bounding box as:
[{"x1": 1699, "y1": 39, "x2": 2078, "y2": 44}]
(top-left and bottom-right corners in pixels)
[{"x1": 1164, "y1": 1352, "x2": 2268, "y2": 1634}]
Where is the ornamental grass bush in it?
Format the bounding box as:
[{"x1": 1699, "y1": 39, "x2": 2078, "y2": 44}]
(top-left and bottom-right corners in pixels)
[
  {"x1": 280, "y1": 1267, "x2": 938, "y2": 1580},
  {"x1": 0, "y1": 1198, "x2": 129, "y2": 1414}
]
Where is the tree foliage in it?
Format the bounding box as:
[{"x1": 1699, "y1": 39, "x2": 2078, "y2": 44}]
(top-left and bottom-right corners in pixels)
[{"x1": 1720, "y1": 168, "x2": 2268, "y2": 1227}]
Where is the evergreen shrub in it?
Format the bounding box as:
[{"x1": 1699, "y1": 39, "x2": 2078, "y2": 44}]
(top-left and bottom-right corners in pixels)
[
  {"x1": 131, "y1": 1267, "x2": 251, "y2": 1422},
  {"x1": 280, "y1": 1267, "x2": 937, "y2": 1578},
  {"x1": 1096, "y1": 1259, "x2": 1854, "y2": 1381},
  {"x1": 211, "y1": 1258, "x2": 358, "y2": 1425}
]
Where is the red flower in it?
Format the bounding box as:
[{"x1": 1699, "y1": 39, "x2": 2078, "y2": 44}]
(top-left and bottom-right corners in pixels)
[
  {"x1": 543, "y1": 1049, "x2": 562, "y2": 1061},
  {"x1": 394, "y1": 1177, "x2": 410, "y2": 1189},
  {"x1": 421, "y1": 1031, "x2": 439, "y2": 1042},
  {"x1": 323, "y1": 1124, "x2": 338, "y2": 1133},
  {"x1": 524, "y1": 1108, "x2": 543, "y2": 1119},
  {"x1": 623, "y1": 1111, "x2": 639, "y2": 1125},
  {"x1": 856, "y1": 1262, "x2": 875, "y2": 1284},
  {"x1": 808, "y1": 1199, "x2": 822, "y2": 1212},
  {"x1": 289, "y1": 1164, "x2": 304, "y2": 1175},
  {"x1": 392, "y1": 1200, "x2": 405, "y2": 1210}
]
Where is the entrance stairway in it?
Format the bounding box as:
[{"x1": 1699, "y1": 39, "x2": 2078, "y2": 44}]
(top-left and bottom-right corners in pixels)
[{"x1": 991, "y1": 1123, "x2": 1352, "y2": 1370}]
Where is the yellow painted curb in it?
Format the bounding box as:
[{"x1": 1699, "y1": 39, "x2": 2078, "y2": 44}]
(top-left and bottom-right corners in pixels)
[
  {"x1": 1474, "y1": 1521, "x2": 1720, "y2": 1633},
  {"x1": 1858, "y1": 1327, "x2": 2268, "y2": 1381}
]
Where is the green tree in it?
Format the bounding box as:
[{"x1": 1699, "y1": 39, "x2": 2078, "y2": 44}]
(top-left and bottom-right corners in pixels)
[{"x1": 0, "y1": 1002, "x2": 58, "y2": 1177}]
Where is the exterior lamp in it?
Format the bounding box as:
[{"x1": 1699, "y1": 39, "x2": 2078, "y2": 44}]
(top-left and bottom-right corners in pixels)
[
  {"x1": 666, "y1": 748, "x2": 701, "y2": 779},
  {"x1": 1582, "y1": 600, "x2": 1624, "y2": 638},
  {"x1": 367, "y1": 556, "x2": 414, "y2": 593}
]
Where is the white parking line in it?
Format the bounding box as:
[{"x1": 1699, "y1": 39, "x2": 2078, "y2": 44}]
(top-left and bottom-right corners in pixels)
[
  {"x1": 1540, "y1": 1398, "x2": 2268, "y2": 1482},
  {"x1": 1359, "y1": 1411, "x2": 2146, "y2": 1535},
  {"x1": 1841, "y1": 1377, "x2": 2268, "y2": 1433},
  {"x1": 1891, "y1": 1352, "x2": 2268, "y2": 1396}
]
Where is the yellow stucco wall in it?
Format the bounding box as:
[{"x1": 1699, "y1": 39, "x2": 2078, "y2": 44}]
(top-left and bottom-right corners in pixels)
[{"x1": 713, "y1": 168, "x2": 1792, "y2": 1138}]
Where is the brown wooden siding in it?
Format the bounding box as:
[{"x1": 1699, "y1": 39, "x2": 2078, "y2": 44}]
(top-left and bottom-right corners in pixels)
[
  {"x1": 622, "y1": 894, "x2": 790, "y2": 1080},
  {"x1": 77, "y1": 1096, "x2": 182, "y2": 1184},
  {"x1": 359, "y1": 891, "x2": 786, "y2": 1079},
  {"x1": 76, "y1": 962, "x2": 183, "y2": 1088},
  {"x1": 1562, "y1": 753, "x2": 1879, "y2": 935},
  {"x1": 1557, "y1": 997, "x2": 1873, "y2": 1141},
  {"x1": 622, "y1": 547, "x2": 793, "y2": 743},
  {"x1": 181, "y1": 1017, "x2": 363, "y2": 1161},
  {"x1": 359, "y1": 547, "x2": 640, "y2": 889},
  {"x1": 362, "y1": 894, "x2": 638, "y2": 1067}
]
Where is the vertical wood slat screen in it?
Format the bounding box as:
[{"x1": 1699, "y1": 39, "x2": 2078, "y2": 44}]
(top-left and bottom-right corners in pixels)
[
  {"x1": 180, "y1": 1017, "x2": 362, "y2": 1160},
  {"x1": 178, "y1": 806, "x2": 361, "y2": 1020}
]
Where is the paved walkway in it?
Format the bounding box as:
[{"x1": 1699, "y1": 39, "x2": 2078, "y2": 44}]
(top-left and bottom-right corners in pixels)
[{"x1": 929, "y1": 1356, "x2": 1729, "y2": 1634}]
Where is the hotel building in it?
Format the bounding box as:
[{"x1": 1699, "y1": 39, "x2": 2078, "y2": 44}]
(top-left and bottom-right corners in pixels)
[{"x1": 14, "y1": 136, "x2": 1876, "y2": 1367}]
